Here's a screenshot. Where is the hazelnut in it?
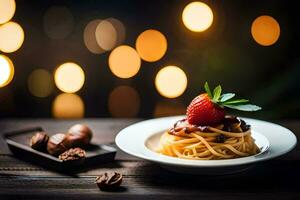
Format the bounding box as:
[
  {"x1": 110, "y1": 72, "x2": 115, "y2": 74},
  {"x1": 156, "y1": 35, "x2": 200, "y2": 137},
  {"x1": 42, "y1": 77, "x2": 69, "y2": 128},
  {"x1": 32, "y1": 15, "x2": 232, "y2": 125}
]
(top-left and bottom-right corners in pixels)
[
  {"x1": 58, "y1": 148, "x2": 86, "y2": 162},
  {"x1": 30, "y1": 132, "x2": 49, "y2": 151},
  {"x1": 68, "y1": 124, "x2": 93, "y2": 146},
  {"x1": 62, "y1": 133, "x2": 87, "y2": 148},
  {"x1": 47, "y1": 133, "x2": 68, "y2": 156}
]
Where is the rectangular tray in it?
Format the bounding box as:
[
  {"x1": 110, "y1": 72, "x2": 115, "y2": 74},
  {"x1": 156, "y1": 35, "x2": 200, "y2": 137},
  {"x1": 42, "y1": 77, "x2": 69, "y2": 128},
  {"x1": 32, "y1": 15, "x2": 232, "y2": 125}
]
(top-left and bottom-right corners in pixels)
[{"x1": 4, "y1": 127, "x2": 117, "y2": 172}]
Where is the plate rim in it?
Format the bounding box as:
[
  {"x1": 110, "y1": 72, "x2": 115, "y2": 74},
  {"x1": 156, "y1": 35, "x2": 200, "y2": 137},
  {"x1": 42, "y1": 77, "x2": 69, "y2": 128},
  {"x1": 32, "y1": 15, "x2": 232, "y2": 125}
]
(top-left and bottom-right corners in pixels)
[{"x1": 115, "y1": 116, "x2": 297, "y2": 168}]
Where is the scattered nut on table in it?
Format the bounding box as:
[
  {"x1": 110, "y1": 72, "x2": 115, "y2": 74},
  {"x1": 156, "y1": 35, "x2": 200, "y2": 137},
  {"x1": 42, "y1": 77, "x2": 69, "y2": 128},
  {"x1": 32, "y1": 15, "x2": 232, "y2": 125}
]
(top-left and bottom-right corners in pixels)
[
  {"x1": 30, "y1": 132, "x2": 49, "y2": 151},
  {"x1": 95, "y1": 172, "x2": 123, "y2": 190}
]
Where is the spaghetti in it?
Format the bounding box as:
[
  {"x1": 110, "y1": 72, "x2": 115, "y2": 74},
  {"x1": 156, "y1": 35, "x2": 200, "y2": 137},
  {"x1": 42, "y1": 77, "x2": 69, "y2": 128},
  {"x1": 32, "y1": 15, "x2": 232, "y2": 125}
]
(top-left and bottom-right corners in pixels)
[{"x1": 157, "y1": 116, "x2": 260, "y2": 160}]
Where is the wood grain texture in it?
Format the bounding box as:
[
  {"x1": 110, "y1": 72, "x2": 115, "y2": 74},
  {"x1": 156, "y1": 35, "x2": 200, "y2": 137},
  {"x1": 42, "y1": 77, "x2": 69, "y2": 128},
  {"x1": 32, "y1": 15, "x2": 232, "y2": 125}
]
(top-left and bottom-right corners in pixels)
[{"x1": 0, "y1": 119, "x2": 300, "y2": 200}]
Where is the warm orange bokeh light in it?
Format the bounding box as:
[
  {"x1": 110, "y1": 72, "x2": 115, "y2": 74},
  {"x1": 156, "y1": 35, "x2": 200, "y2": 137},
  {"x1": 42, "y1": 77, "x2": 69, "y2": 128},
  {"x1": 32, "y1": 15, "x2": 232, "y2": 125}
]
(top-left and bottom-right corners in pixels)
[
  {"x1": 155, "y1": 65, "x2": 188, "y2": 98},
  {"x1": 0, "y1": 0, "x2": 16, "y2": 24},
  {"x1": 54, "y1": 62, "x2": 85, "y2": 93},
  {"x1": 182, "y1": 1, "x2": 213, "y2": 32},
  {"x1": 251, "y1": 15, "x2": 280, "y2": 46},
  {"x1": 95, "y1": 20, "x2": 117, "y2": 51},
  {"x1": 136, "y1": 29, "x2": 167, "y2": 62},
  {"x1": 0, "y1": 21, "x2": 24, "y2": 53},
  {"x1": 0, "y1": 55, "x2": 14, "y2": 88},
  {"x1": 108, "y1": 45, "x2": 141, "y2": 79},
  {"x1": 84, "y1": 19, "x2": 104, "y2": 54},
  {"x1": 52, "y1": 93, "x2": 84, "y2": 118},
  {"x1": 108, "y1": 85, "x2": 140, "y2": 117},
  {"x1": 107, "y1": 18, "x2": 126, "y2": 46},
  {"x1": 84, "y1": 18, "x2": 126, "y2": 54}
]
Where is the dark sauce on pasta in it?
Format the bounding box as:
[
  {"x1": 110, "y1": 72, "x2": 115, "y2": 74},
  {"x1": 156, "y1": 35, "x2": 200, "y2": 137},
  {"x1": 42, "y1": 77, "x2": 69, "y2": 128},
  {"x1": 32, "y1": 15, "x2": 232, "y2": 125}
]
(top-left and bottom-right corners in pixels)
[{"x1": 168, "y1": 115, "x2": 250, "y2": 137}]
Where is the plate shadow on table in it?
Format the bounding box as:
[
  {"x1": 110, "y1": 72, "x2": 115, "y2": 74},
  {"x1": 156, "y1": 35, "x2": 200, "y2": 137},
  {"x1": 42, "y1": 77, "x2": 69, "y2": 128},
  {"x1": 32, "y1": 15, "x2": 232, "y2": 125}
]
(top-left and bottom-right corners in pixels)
[{"x1": 133, "y1": 159, "x2": 300, "y2": 192}]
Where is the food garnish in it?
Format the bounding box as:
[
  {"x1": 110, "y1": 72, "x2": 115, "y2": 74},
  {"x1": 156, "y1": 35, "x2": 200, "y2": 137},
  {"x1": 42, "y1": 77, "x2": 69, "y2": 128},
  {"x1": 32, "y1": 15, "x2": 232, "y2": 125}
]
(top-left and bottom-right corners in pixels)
[{"x1": 186, "y1": 82, "x2": 261, "y2": 126}]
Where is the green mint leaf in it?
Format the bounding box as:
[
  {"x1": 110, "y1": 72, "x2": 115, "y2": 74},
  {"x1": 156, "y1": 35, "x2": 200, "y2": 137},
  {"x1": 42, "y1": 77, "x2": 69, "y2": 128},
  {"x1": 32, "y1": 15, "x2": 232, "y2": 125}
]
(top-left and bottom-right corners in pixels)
[
  {"x1": 204, "y1": 82, "x2": 212, "y2": 98},
  {"x1": 223, "y1": 104, "x2": 262, "y2": 111},
  {"x1": 213, "y1": 85, "x2": 222, "y2": 102},
  {"x1": 220, "y1": 93, "x2": 235, "y2": 102},
  {"x1": 223, "y1": 99, "x2": 249, "y2": 105}
]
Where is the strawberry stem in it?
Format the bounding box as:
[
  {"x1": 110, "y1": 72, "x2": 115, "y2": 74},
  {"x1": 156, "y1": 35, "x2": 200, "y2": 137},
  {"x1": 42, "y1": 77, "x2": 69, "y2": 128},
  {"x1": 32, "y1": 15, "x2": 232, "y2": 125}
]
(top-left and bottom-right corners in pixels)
[{"x1": 204, "y1": 82, "x2": 213, "y2": 98}]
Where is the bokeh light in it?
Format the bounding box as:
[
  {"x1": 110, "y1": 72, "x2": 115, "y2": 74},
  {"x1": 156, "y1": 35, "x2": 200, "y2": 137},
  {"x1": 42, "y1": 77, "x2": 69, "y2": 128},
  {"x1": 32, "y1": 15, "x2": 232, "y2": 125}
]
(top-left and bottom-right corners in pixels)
[
  {"x1": 95, "y1": 20, "x2": 118, "y2": 51},
  {"x1": 136, "y1": 29, "x2": 167, "y2": 62},
  {"x1": 155, "y1": 65, "x2": 187, "y2": 98},
  {"x1": 43, "y1": 6, "x2": 74, "y2": 39},
  {"x1": 108, "y1": 45, "x2": 141, "y2": 78},
  {"x1": 0, "y1": 22, "x2": 24, "y2": 53},
  {"x1": 107, "y1": 18, "x2": 126, "y2": 46},
  {"x1": 84, "y1": 19, "x2": 104, "y2": 54},
  {"x1": 28, "y1": 69, "x2": 54, "y2": 98},
  {"x1": 108, "y1": 85, "x2": 140, "y2": 117},
  {"x1": 54, "y1": 62, "x2": 85, "y2": 93},
  {"x1": 52, "y1": 93, "x2": 84, "y2": 118},
  {"x1": 0, "y1": 55, "x2": 14, "y2": 88},
  {"x1": 84, "y1": 18, "x2": 126, "y2": 54},
  {"x1": 154, "y1": 101, "x2": 186, "y2": 117},
  {"x1": 0, "y1": 0, "x2": 16, "y2": 24},
  {"x1": 182, "y1": 1, "x2": 213, "y2": 32},
  {"x1": 251, "y1": 15, "x2": 280, "y2": 46}
]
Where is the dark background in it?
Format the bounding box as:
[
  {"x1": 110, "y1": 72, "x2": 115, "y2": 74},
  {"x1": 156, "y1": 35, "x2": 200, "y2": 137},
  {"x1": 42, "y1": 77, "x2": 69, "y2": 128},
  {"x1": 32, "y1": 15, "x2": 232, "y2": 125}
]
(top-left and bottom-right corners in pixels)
[{"x1": 0, "y1": 0, "x2": 299, "y2": 120}]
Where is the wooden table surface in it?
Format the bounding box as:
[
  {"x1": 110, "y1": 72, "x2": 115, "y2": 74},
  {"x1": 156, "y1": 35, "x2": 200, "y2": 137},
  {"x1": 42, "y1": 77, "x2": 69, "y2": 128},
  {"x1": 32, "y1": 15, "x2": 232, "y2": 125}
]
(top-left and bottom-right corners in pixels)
[{"x1": 0, "y1": 118, "x2": 300, "y2": 200}]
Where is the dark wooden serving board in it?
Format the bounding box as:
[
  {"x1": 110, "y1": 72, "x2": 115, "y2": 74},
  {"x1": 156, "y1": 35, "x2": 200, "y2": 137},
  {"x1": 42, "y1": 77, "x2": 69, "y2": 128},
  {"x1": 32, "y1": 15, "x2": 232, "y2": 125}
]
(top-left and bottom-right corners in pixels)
[{"x1": 4, "y1": 126, "x2": 116, "y2": 172}]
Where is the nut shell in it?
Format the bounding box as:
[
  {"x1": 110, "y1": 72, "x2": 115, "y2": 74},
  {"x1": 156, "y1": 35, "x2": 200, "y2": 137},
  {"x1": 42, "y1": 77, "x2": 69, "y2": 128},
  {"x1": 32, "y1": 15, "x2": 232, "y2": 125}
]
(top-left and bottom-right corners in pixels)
[
  {"x1": 67, "y1": 124, "x2": 93, "y2": 146},
  {"x1": 95, "y1": 172, "x2": 123, "y2": 190},
  {"x1": 58, "y1": 148, "x2": 86, "y2": 162},
  {"x1": 30, "y1": 132, "x2": 49, "y2": 151},
  {"x1": 47, "y1": 133, "x2": 68, "y2": 156},
  {"x1": 62, "y1": 133, "x2": 87, "y2": 148}
]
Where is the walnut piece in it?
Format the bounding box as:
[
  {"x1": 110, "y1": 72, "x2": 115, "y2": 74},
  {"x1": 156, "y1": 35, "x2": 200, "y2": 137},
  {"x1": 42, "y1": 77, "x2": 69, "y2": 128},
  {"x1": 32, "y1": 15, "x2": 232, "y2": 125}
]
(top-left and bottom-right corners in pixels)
[
  {"x1": 95, "y1": 172, "x2": 123, "y2": 190},
  {"x1": 58, "y1": 147, "x2": 86, "y2": 161}
]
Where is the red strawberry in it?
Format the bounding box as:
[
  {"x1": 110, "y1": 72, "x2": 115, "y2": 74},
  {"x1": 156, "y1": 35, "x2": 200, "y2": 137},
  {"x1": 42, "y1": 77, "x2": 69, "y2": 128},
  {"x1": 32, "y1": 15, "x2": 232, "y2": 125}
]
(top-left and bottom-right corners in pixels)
[
  {"x1": 187, "y1": 93, "x2": 225, "y2": 126},
  {"x1": 186, "y1": 82, "x2": 261, "y2": 126}
]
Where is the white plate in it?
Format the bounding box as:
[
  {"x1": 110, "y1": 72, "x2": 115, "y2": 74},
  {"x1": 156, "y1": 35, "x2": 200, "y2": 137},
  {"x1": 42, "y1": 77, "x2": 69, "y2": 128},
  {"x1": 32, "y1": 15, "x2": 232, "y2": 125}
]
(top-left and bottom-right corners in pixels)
[{"x1": 115, "y1": 116, "x2": 297, "y2": 174}]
